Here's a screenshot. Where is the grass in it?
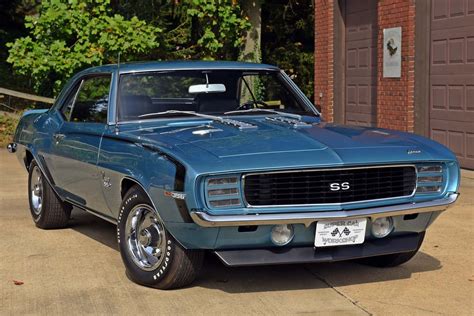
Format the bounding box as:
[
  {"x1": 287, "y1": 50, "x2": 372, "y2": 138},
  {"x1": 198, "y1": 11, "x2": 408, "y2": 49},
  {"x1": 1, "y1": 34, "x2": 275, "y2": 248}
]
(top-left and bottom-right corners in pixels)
[{"x1": 0, "y1": 111, "x2": 20, "y2": 147}]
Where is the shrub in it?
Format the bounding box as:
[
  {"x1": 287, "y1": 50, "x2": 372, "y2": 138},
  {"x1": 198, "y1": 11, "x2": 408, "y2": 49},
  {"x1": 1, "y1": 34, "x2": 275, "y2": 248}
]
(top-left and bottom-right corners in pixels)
[{"x1": 0, "y1": 112, "x2": 20, "y2": 147}]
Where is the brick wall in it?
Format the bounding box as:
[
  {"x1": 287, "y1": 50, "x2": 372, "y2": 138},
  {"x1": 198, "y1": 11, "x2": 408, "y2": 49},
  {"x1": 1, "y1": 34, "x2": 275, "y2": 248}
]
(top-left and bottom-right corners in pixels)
[
  {"x1": 314, "y1": 0, "x2": 334, "y2": 121},
  {"x1": 314, "y1": 0, "x2": 416, "y2": 132},
  {"x1": 376, "y1": 0, "x2": 416, "y2": 132}
]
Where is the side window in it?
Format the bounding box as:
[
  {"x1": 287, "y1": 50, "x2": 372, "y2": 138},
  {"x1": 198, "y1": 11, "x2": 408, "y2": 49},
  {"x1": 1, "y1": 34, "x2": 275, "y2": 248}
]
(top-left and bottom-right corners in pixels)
[
  {"x1": 68, "y1": 75, "x2": 111, "y2": 123},
  {"x1": 60, "y1": 84, "x2": 80, "y2": 121}
]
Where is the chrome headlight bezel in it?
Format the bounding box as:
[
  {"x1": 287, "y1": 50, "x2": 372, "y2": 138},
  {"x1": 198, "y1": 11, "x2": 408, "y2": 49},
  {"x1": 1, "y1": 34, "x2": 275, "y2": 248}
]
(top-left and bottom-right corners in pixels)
[
  {"x1": 204, "y1": 174, "x2": 243, "y2": 209},
  {"x1": 415, "y1": 163, "x2": 446, "y2": 195}
]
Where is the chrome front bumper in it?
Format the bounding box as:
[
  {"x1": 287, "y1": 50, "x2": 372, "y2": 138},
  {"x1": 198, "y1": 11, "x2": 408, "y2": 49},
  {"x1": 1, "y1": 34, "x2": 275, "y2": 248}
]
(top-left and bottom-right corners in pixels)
[{"x1": 190, "y1": 193, "x2": 459, "y2": 227}]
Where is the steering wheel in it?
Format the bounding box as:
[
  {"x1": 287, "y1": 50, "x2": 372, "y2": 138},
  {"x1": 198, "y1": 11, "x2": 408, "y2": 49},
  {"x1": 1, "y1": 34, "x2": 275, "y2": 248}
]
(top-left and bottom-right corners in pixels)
[{"x1": 236, "y1": 100, "x2": 268, "y2": 111}]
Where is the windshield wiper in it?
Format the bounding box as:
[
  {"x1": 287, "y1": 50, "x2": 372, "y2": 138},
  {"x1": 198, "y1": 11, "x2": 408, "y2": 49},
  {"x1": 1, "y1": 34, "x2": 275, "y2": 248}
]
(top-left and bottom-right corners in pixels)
[
  {"x1": 224, "y1": 108, "x2": 302, "y2": 120},
  {"x1": 138, "y1": 110, "x2": 257, "y2": 130},
  {"x1": 138, "y1": 110, "x2": 217, "y2": 121}
]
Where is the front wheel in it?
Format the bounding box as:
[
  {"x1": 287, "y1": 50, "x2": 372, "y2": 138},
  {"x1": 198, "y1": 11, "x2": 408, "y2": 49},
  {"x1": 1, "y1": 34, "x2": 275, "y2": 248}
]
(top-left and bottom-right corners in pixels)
[{"x1": 117, "y1": 185, "x2": 204, "y2": 289}]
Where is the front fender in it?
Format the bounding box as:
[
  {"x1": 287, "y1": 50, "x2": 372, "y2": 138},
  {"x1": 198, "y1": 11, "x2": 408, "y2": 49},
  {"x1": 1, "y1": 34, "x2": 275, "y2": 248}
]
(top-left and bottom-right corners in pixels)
[{"x1": 97, "y1": 134, "x2": 220, "y2": 249}]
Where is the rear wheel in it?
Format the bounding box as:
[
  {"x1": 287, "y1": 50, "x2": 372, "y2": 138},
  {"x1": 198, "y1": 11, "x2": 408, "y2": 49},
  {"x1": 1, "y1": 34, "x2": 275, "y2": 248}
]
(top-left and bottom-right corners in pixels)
[
  {"x1": 28, "y1": 160, "x2": 71, "y2": 229},
  {"x1": 360, "y1": 232, "x2": 425, "y2": 267},
  {"x1": 117, "y1": 185, "x2": 204, "y2": 289}
]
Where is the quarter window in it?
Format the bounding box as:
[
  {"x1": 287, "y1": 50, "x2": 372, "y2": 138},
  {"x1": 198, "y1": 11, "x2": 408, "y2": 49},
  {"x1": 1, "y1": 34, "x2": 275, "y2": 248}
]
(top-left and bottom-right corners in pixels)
[
  {"x1": 67, "y1": 75, "x2": 111, "y2": 123},
  {"x1": 60, "y1": 84, "x2": 80, "y2": 121}
]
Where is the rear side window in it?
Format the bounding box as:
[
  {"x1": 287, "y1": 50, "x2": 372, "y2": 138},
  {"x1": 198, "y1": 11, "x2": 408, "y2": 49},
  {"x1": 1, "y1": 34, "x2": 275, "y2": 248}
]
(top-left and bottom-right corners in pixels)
[{"x1": 67, "y1": 75, "x2": 111, "y2": 123}]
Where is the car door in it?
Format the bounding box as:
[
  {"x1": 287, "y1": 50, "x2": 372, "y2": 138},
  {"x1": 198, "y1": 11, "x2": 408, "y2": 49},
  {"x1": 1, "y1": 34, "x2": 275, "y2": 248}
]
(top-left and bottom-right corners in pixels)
[{"x1": 48, "y1": 74, "x2": 112, "y2": 215}]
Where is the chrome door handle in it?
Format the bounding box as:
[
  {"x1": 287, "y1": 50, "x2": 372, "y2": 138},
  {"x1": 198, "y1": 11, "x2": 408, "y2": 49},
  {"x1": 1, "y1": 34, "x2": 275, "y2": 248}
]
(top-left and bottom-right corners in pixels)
[{"x1": 53, "y1": 133, "x2": 66, "y2": 141}]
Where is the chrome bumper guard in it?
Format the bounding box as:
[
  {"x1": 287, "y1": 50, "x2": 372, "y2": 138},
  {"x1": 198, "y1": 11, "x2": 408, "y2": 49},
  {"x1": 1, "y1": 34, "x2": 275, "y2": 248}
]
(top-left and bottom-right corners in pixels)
[{"x1": 190, "y1": 193, "x2": 459, "y2": 227}]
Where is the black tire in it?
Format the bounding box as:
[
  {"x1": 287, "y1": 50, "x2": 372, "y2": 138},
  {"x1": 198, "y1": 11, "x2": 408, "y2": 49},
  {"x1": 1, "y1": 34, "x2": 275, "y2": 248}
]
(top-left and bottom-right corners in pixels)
[
  {"x1": 28, "y1": 160, "x2": 71, "y2": 229},
  {"x1": 360, "y1": 232, "x2": 426, "y2": 267},
  {"x1": 117, "y1": 185, "x2": 204, "y2": 290}
]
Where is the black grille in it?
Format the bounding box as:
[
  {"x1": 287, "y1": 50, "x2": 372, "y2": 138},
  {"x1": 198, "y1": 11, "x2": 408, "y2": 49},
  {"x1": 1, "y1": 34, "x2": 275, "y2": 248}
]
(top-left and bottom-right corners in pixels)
[{"x1": 243, "y1": 166, "x2": 417, "y2": 206}]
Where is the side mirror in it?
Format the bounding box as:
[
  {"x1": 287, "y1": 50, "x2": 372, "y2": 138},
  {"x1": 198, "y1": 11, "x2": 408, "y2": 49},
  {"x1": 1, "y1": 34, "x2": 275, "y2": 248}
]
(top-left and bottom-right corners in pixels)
[{"x1": 188, "y1": 84, "x2": 226, "y2": 94}]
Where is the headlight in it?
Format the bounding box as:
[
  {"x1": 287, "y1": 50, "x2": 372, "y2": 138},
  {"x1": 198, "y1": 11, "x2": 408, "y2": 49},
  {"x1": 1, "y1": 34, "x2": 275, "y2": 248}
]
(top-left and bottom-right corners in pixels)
[
  {"x1": 416, "y1": 186, "x2": 442, "y2": 193},
  {"x1": 417, "y1": 165, "x2": 442, "y2": 173},
  {"x1": 209, "y1": 199, "x2": 241, "y2": 207},
  {"x1": 208, "y1": 177, "x2": 238, "y2": 186},
  {"x1": 416, "y1": 164, "x2": 445, "y2": 194},
  {"x1": 205, "y1": 175, "x2": 243, "y2": 209},
  {"x1": 208, "y1": 188, "x2": 239, "y2": 196},
  {"x1": 417, "y1": 176, "x2": 443, "y2": 183}
]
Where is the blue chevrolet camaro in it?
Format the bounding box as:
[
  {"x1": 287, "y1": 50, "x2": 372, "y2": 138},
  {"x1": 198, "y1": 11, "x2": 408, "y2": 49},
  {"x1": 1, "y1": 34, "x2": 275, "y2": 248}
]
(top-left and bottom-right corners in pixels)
[{"x1": 8, "y1": 61, "x2": 460, "y2": 289}]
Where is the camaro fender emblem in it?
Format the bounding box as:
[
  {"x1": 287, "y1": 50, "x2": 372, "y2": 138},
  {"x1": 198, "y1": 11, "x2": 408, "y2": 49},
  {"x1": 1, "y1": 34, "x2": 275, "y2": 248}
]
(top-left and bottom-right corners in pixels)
[
  {"x1": 102, "y1": 175, "x2": 112, "y2": 188},
  {"x1": 164, "y1": 191, "x2": 186, "y2": 200},
  {"x1": 407, "y1": 149, "x2": 422, "y2": 155}
]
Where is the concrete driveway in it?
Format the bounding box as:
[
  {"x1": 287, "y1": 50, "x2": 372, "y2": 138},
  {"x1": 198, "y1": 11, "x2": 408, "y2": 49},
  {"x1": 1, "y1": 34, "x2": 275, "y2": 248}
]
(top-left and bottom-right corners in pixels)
[{"x1": 0, "y1": 149, "x2": 472, "y2": 315}]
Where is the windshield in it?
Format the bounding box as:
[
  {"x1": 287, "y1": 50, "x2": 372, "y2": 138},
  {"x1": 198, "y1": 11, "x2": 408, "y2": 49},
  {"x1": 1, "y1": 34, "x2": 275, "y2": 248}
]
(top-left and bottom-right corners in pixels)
[{"x1": 117, "y1": 70, "x2": 316, "y2": 121}]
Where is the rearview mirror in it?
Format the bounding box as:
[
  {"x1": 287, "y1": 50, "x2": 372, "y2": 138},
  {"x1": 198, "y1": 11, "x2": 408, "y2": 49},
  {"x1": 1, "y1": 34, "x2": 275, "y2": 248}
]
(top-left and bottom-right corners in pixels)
[{"x1": 188, "y1": 84, "x2": 226, "y2": 94}]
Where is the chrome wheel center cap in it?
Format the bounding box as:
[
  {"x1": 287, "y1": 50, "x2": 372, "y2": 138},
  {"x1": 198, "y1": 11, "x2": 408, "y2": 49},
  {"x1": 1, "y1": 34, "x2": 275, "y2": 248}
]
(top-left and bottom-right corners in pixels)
[
  {"x1": 30, "y1": 166, "x2": 43, "y2": 216},
  {"x1": 139, "y1": 229, "x2": 152, "y2": 247}
]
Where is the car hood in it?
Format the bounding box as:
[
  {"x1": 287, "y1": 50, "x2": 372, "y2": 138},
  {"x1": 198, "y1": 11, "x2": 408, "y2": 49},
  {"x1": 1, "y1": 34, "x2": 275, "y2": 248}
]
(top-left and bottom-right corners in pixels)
[{"x1": 120, "y1": 117, "x2": 455, "y2": 174}]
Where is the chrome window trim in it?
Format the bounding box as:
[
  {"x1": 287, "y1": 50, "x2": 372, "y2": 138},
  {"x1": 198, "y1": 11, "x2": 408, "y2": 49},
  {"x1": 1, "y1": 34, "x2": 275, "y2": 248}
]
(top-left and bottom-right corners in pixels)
[
  {"x1": 58, "y1": 72, "x2": 113, "y2": 124},
  {"x1": 241, "y1": 164, "x2": 418, "y2": 208},
  {"x1": 113, "y1": 68, "x2": 319, "y2": 125}
]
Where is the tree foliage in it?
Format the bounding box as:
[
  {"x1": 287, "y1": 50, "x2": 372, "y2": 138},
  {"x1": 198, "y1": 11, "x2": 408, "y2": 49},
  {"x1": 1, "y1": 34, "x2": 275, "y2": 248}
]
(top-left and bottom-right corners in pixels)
[
  {"x1": 262, "y1": 0, "x2": 314, "y2": 99},
  {"x1": 112, "y1": 0, "x2": 250, "y2": 60},
  {"x1": 5, "y1": 0, "x2": 314, "y2": 99},
  {"x1": 187, "y1": 0, "x2": 251, "y2": 59},
  {"x1": 7, "y1": 0, "x2": 161, "y2": 95},
  {"x1": 0, "y1": 0, "x2": 41, "y2": 92}
]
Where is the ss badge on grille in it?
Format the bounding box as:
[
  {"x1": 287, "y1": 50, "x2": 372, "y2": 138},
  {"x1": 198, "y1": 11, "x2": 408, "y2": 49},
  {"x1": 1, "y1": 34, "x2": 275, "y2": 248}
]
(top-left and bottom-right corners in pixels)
[{"x1": 329, "y1": 182, "x2": 350, "y2": 191}]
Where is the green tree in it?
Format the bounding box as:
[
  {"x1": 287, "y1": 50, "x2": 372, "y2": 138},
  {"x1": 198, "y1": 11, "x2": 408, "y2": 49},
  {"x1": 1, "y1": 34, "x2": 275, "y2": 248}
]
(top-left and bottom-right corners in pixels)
[
  {"x1": 7, "y1": 0, "x2": 162, "y2": 96},
  {"x1": 187, "y1": 0, "x2": 251, "y2": 59},
  {"x1": 112, "y1": 0, "x2": 251, "y2": 60},
  {"x1": 0, "y1": 0, "x2": 41, "y2": 92},
  {"x1": 262, "y1": 0, "x2": 314, "y2": 99}
]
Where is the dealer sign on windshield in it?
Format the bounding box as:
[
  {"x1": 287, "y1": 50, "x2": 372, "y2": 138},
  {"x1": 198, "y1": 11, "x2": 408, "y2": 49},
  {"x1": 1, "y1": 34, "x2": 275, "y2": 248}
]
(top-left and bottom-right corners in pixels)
[{"x1": 314, "y1": 218, "x2": 367, "y2": 247}]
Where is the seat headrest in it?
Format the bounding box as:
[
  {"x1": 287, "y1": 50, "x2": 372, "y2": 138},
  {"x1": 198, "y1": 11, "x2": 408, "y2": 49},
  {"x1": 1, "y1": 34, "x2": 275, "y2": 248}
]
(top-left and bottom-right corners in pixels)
[
  {"x1": 119, "y1": 95, "x2": 153, "y2": 120},
  {"x1": 197, "y1": 94, "x2": 237, "y2": 113}
]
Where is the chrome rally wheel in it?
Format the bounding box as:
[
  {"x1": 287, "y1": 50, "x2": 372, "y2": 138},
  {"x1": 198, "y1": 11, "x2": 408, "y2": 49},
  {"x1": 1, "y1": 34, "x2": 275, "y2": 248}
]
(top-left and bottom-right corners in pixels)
[
  {"x1": 117, "y1": 185, "x2": 204, "y2": 289},
  {"x1": 30, "y1": 165, "x2": 43, "y2": 216},
  {"x1": 125, "y1": 204, "x2": 167, "y2": 271},
  {"x1": 27, "y1": 159, "x2": 71, "y2": 229}
]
